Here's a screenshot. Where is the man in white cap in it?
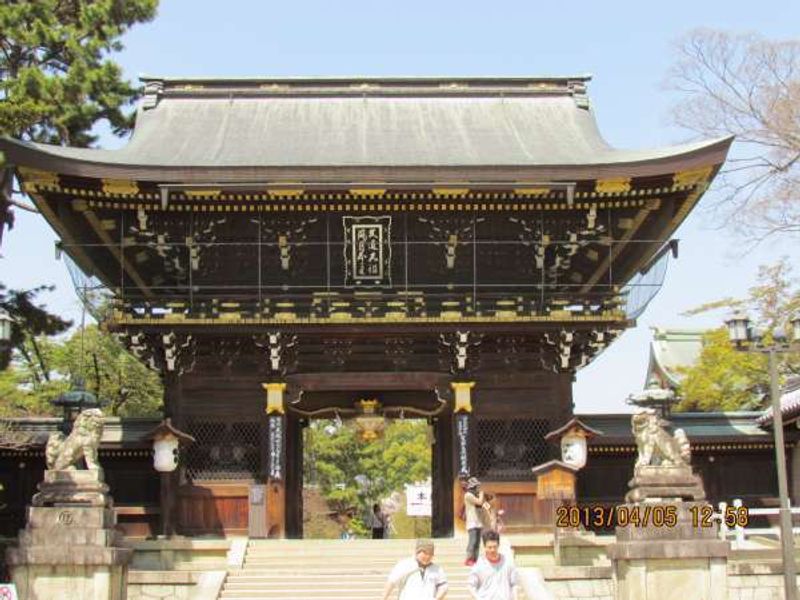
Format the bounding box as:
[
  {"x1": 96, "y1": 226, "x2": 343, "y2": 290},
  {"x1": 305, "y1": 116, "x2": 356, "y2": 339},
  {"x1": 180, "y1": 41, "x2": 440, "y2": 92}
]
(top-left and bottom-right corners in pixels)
[{"x1": 382, "y1": 539, "x2": 448, "y2": 600}]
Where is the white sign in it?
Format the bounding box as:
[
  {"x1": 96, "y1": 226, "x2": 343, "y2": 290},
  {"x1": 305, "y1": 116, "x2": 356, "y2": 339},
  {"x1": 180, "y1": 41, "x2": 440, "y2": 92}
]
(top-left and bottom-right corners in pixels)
[
  {"x1": 0, "y1": 584, "x2": 18, "y2": 600},
  {"x1": 406, "y1": 483, "x2": 432, "y2": 517}
]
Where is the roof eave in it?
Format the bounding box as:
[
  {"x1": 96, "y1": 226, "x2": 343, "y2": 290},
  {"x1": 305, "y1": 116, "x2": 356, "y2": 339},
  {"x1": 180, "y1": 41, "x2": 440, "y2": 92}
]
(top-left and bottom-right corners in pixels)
[{"x1": 0, "y1": 135, "x2": 734, "y2": 185}]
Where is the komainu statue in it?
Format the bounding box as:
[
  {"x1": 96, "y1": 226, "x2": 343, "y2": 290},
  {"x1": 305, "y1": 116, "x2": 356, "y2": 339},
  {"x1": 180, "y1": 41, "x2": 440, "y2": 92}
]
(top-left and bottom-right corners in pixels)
[
  {"x1": 625, "y1": 408, "x2": 704, "y2": 503},
  {"x1": 45, "y1": 408, "x2": 104, "y2": 471},
  {"x1": 631, "y1": 409, "x2": 690, "y2": 469}
]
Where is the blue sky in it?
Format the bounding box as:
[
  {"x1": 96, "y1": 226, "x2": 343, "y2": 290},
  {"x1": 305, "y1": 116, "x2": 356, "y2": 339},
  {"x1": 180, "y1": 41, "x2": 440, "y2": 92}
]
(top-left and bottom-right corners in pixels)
[{"x1": 3, "y1": 0, "x2": 800, "y2": 413}]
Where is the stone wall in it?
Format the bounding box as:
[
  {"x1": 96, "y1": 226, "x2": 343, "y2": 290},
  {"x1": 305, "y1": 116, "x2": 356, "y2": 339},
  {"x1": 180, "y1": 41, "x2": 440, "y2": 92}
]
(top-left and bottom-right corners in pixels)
[
  {"x1": 536, "y1": 566, "x2": 615, "y2": 600},
  {"x1": 727, "y1": 563, "x2": 800, "y2": 600},
  {"x1": 127, "y1": 571, "x2": 198, "y2": 600}
]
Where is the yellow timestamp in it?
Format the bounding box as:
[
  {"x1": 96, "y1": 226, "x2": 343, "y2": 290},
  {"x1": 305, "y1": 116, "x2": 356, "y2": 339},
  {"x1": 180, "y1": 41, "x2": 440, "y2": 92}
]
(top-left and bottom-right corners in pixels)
[
  {"x1": 689, "y1": 504, "x2": 750, "y2": 528},
  {"x1": 556, "y1": 505, "x2": 679, "y2": 528}
]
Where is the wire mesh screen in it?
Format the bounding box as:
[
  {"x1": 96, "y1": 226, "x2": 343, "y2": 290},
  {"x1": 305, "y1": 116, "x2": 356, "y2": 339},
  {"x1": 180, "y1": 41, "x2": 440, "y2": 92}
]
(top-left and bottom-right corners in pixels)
[
  {"x1": 475, "y1": 418, "x2": 551, "y2": 480},
  {"x1": 183, "y1": 419, "x2": 262, "y2": 481},
  {"x1": 621, "y1": 242, "x2": 673, "y2": 320},
  {"x1": 64, "y1": 252, "x2": 114, "y2": 321}
]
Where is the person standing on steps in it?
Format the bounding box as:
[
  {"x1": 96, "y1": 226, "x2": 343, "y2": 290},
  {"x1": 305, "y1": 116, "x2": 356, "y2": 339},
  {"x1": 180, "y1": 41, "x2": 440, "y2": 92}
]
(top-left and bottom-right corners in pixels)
[
  {"x1": 370, "y1": 502, "x2": 388, "y2": 539},
  {"x1": 464, "y1": 476, "x2": 490, "y2": 566},
  {"x1": 382, "y1": 539, "x2": 448, "y2": 600},
  {"x1": 467, "y1": 530, "x2": 520, "y2": 600}
]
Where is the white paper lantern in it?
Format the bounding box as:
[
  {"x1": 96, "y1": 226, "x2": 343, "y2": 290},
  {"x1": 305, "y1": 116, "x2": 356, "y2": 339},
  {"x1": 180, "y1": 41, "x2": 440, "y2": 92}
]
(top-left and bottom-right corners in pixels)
[{"x1": 153, "y1": 434, "x2": 179, "y2": 472}]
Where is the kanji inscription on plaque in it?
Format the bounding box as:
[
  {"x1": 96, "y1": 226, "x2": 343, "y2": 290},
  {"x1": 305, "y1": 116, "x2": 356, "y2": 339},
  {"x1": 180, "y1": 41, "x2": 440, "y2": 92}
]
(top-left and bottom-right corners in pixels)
[{"x1": 343, "y1": 216, "x2": 392, "y2": 287}]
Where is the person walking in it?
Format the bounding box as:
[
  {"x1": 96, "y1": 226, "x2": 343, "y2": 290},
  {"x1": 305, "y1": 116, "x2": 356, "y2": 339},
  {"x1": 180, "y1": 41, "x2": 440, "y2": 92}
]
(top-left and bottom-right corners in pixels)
[
  {"x1": 370, "y1": 502, "x2": 387, "y2": 539},
  {"x1": 467, "y1": 530, "x2": 519, "y2": 600},
  {"x1": 382, "y1": 539, "x2": 448, "y2": 600},
  {"x1": 463, "y1": 477, "x2": 490, "y2": 566}
]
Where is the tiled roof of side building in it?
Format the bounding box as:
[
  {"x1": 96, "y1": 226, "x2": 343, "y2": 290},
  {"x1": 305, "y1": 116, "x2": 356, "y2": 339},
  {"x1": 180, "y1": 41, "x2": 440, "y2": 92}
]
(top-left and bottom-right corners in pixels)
[
  {"x1": 577, "y1": 412, "x2": 774, "y2": 445},
  {"x1": 646, "y1": 327, "x2": 706, "y2": 389}
]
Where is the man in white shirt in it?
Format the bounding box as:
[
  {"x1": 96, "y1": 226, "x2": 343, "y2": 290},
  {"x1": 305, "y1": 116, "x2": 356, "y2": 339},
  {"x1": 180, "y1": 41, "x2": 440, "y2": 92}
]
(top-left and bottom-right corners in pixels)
[
  {"x1": 382, "y1": 539, "x2": 448, "y2": 600},
  {"x1": 467, "y1": 530, "x2": 519, "y2": 600}
]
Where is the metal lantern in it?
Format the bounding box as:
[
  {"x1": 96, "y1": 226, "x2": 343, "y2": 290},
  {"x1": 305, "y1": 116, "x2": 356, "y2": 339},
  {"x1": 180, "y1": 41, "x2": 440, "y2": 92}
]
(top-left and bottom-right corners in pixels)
[
  {"x1": 791, "y1": 314, "x2": 800, "y2": 343},
  {"x1": 0, "y1": 308, "x2": 12, "y2": 343},
  {"x1": 51, "y1": 381, "x2": 101, "y2": 431},
  {"x1": 725, "y1": 311, "x2": 750, "y2": 344}
]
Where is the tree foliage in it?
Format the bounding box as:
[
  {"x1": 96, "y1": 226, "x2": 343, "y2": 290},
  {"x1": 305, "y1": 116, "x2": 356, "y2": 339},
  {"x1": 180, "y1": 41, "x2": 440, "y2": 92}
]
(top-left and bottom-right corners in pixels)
[
  {"x1": 667, "y1": 29, "x2": 800, "y2": 239},
  {"x1": 304, "y1": 418, "x2": 431, "y2": 534},
  {"x1": 0, "y1": 284, "x2": 71, "y2": 372},
  {"x1": 0, "y1": 0, "x2": 158, "y2": 242},
  {"x1": 1, "y1": 319, "x2": 163, "y2": 417},
  {"x1": 677, "y1": 258, "x2": 800, "y2": 411}
]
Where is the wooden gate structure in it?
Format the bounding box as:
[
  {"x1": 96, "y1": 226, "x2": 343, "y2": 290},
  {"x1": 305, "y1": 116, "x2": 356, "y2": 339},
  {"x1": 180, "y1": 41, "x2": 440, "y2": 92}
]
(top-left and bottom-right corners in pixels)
[{"x1": 0, "y1": 76, "x2": 731, "y2": 537}]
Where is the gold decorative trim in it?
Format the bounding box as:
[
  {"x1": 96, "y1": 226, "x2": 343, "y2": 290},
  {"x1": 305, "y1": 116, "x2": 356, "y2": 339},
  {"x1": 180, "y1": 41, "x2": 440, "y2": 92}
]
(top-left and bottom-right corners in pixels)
[
  {"x1": 673, "y1": 166, "x2": 713, "y2": 189},
  {"x1": 432, "y1": 188, "x2": 470, "y2": 197},
  {"x1": 18, "y1": 168, "x2": 59, "y2": 192},
  {"x1": 267, "y1": 188, "x2": 305, "y2": 198},
  {"x1": 451, "y1": 381, "x2": 476, "y2": 413},
  {"x1": 349, "y1": 188, "x2": 386, "y2": 198},
  {"x1": 185, "y1": 189, "x2": 221, "y2": 199},
  {"x1": 263, "y1": 382, "x2": 287, "y2": 414},
  {"x1": 112, "y1": 311, "x2": 627, "y2": 327},
  {"x1": 595, "y1": 178, "x2": 632, "y2": 194},
  {"x1": 513, "y1": 187, "x2": 550, "y2": 196},
  {"x1": 101, "y1": 179, "x2": 139, "y2": 196}
]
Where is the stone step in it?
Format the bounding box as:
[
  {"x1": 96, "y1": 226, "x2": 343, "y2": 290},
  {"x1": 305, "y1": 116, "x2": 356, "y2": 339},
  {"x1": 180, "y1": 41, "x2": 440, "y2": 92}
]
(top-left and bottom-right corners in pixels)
[{"x1": 219, "y1": 538, "x2": 478, "y2": 599}]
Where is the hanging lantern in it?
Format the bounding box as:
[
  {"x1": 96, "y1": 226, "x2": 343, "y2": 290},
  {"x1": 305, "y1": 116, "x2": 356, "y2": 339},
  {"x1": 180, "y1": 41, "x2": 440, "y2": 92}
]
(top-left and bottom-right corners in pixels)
[
  {"x1": 144, "y1": 418, "x2": 196, "y2": 472},
  {"x1": 354, "y1": 399, "x2": 386, "y2": 442},
  {"x1": 544, "y1": 418, "x2": 603, "y2": 471}
]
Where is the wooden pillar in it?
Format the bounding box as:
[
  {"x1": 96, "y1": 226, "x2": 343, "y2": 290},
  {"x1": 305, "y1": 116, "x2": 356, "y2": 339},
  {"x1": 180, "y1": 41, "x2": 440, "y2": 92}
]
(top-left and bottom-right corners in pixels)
[
  {"x1": 263, "y1": 383, "x2": 287, "y2": 538},
  {"x1": 162, "y1": 373, "x2": 180, "y2": 537},
  {"x1": 452, "y1": 381, "x2": 475, "y2": 535},
  {"x1": 432, "y1": 412, "x2": 454, "y2": 538},
  {"x1": 284, "y1": 416, "x2": 304, "y2": 538}
]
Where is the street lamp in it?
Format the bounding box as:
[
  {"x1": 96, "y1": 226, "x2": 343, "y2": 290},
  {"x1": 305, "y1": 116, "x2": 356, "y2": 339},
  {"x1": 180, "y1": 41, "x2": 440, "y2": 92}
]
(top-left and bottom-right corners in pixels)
[
  {"x1": 0, "y1": 308, "x2": 12, "y2": 343},
  {"x1": 0, "y1": 308, "x2": 13, "y2": 370},
  {"x1": 727, "y1": 312, "x2": 798, "y2": 600}
]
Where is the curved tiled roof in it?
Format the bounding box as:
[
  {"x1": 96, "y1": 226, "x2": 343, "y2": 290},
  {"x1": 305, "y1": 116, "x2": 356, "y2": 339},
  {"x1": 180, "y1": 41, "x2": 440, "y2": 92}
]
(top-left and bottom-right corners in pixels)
[{"x1": 0, "y1": 76, "x2": 732, "y2": 182}]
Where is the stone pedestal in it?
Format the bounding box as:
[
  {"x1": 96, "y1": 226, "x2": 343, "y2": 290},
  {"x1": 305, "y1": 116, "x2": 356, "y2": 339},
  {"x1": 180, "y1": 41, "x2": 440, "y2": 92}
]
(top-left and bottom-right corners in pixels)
[
  {"x1": 608, "y1": 502, "x2": 729, "y2": 600},
  {"x1": 7, "y1": 470, "x2": 132, "y2": 600},
  {"x1": 624, "y1": 465, "x2": 705, "y2": 503}
]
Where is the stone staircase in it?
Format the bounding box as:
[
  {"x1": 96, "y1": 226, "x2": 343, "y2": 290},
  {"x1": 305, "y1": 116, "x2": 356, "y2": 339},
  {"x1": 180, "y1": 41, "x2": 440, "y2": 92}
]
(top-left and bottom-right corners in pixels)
[{"x1": 219, "y1": 537, "x2": 476, "y2": 599}]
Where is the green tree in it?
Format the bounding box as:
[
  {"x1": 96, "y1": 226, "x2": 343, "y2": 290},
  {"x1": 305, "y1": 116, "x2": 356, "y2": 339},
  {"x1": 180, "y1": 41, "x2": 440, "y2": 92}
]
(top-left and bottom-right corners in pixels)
[
  {"x1": 0, "y1": 284, "x2": 71, "y2": 372},
  {"x1": 304, "y1": 418, "x2": 432, "y2": 536},
  {"x1": 53, "y1": 324, "x2": 162, "y2": 416},
  {"x1": 677, "y1": 258, "x2": 800, "y2": 411},
  {"x1": 0, "y1": 0, "x2": 158, "y2": 243}
]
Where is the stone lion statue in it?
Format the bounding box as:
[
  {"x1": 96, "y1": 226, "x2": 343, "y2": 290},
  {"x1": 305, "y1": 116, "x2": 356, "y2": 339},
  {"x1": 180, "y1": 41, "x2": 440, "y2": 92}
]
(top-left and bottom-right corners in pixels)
[
  {"x1": 45, "y1": 408, "x2": 104, "y2": 470},
  {"x1": 631, "y1": 409, "x2": 691, "y2": 469}
]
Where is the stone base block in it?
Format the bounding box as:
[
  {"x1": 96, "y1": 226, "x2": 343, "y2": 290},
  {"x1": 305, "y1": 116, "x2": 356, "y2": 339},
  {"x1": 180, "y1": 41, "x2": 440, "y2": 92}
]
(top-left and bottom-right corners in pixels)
[
  {"x1": 8, "y1": 545, "x2": 132, "y2": 567},
  {"x1": 11, "y1": 564, "x2": 127, "y2": 600},
  {"x1": 625, "y1": 465, "x2": 705, "y2": 503},
  {"x1": 20, "y1": 527, "x2": 121, "y2": 547},
  {"x1": 613, "y1": 556, "x2": 727, "y2": 600},
  {"x1": 614, "y1": 502, "x2": 721, "y2": 544},
  {"x1": 26, "y1": 506, "x2": 116, "y2": 529},
  {"x1": 32, "y1": 469, "x2": 111, "y2": 508}
]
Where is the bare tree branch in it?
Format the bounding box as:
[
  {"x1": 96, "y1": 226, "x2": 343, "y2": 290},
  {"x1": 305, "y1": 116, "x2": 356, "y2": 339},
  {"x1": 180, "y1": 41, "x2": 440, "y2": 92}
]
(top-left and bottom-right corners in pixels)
[{"x1": 668, "y1": 29, "x2": 800, "y2": 241}]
